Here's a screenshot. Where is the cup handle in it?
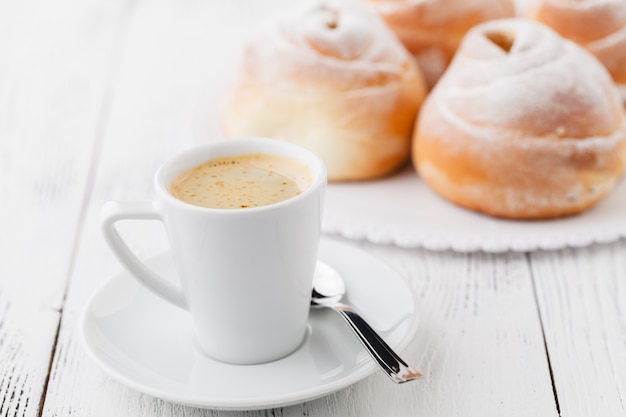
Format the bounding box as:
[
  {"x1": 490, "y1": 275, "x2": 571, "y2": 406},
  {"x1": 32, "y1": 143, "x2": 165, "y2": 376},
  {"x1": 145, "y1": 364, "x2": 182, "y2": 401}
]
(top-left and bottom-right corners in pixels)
[{"x1": 101, "y1": 201, "x2": 188, "y2": 309}]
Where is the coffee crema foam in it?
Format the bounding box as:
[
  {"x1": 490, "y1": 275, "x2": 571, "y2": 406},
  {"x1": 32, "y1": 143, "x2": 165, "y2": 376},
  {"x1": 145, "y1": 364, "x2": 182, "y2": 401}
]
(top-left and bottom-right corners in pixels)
[{"x1": 170, "y1": 153, "x2": 312, "y2": 209}]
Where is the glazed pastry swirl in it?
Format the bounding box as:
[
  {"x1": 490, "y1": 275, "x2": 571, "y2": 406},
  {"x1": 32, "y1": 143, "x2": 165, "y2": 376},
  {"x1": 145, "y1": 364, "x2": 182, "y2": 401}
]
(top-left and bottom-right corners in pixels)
[
  {"x1": 223, "y1": 0, "x2": 426, "y2": 181},
  {"x1": 366, "y1": 0, "x2": 516, "y2": 89},
  {"x1": 241, "y1": 2, "x2": 416, "y2": 90},
  {"x1": 414, "y1": 18, "x2": 626, "y2": 219},
  {"x1": 528, "y1": 0, "x2": 626, "y2": 100}
]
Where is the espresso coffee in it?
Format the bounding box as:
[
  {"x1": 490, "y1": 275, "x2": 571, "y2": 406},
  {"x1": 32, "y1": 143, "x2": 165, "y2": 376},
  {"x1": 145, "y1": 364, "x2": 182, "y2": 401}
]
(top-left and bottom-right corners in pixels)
[{"x1": 170, "y1": 153, "x2": 312, "y2": 209}]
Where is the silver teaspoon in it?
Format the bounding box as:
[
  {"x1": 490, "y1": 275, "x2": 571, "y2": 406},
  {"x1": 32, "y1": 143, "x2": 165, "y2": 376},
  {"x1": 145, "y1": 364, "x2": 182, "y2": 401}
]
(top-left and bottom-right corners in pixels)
[{"x1": 311, "y1": 261, "x2": 422, "y2": 384}]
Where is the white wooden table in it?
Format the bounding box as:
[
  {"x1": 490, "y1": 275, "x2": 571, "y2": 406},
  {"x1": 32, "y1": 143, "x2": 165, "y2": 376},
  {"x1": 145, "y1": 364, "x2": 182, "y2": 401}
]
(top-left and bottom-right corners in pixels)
[{"x1": 1, "y1": 1, "x2": 625, "y2": 416}]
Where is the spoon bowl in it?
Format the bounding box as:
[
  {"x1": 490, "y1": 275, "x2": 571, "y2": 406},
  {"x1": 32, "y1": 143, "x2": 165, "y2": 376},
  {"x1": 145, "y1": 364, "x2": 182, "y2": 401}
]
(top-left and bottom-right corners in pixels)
[{"x1": 311, "y1": 261, "x2": 345, "y2": 307}]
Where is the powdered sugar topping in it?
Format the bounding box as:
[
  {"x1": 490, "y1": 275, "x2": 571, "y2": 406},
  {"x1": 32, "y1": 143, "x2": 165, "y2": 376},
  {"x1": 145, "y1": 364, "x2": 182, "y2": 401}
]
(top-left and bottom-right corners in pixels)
[
  {"x1": 433, "y1": 18, "x2": 624, "y2": 140},
  {"x1": 237, "y1": 0, "x2": 417, "y2": 90}
]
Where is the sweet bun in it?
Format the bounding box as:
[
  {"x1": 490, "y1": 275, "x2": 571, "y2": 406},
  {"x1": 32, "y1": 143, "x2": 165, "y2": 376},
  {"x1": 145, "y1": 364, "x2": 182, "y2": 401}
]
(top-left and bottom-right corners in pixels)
[
  {"x1": 222, "y1": 0, "x2": 426, "y2": 182},
  {"x1": 527, "y1": 0, "x2": 626, "y2": 101},
  {"x1": 414, "y1": 18, "x2": 626, "y2": 219},
  {"x1": 365, "y1": 0, "x2": 516, "y2": 89}
]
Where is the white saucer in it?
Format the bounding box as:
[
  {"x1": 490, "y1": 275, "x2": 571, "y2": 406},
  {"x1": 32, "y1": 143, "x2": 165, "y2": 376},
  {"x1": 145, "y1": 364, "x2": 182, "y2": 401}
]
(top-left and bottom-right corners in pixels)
[{"x1": 80, "y1": 238, "x2": 418, "y2": 411}]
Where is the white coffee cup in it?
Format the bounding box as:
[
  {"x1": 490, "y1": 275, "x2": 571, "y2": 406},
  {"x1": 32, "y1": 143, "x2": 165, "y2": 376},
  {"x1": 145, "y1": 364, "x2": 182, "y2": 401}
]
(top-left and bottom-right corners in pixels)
[{"x1": 101, "y1": 138, "x2": 327, "y2": 364}]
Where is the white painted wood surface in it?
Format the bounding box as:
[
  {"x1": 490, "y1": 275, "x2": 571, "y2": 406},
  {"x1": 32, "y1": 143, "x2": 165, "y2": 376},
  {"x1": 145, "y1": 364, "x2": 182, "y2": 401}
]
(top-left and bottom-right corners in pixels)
[{"x1": 1, "y1": 1, "x2": 625, "y2": 416}]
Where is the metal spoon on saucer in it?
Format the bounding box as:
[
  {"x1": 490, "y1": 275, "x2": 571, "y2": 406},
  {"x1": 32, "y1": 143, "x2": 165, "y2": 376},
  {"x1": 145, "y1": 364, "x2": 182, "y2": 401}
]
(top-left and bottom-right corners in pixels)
[{"x1": 311, "y1": 261, "x2": 422, "y2": 384}]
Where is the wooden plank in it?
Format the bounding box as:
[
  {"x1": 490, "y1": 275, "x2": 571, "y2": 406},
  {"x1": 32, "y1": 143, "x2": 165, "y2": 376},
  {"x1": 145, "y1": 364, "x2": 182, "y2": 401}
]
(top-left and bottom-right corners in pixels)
[
  {"x1": 530, "y1": 241, "x2": 626, "y2": 417},
  {"x1": 0, "y1": 0, "x2": 128, "y2": 416},
  {"x1": 356, "y1": 243, "x2": 559, "y2": 417}
]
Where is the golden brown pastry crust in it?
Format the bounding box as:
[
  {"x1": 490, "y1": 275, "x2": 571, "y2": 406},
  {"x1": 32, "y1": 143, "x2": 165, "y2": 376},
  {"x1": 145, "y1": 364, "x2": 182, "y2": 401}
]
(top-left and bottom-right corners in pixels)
[
  {"x1": 414, "y1": 18, "x2": 626, "y2": 219},
  {"x1": 222, "y1": 1, "x2": 426, "y2": 182},
  {"x1": 527, "y1": 0, "x2": 626, "y2": 99},
  {"x1": 366, "y1": 0, "x2": 516, "y2": 89}
]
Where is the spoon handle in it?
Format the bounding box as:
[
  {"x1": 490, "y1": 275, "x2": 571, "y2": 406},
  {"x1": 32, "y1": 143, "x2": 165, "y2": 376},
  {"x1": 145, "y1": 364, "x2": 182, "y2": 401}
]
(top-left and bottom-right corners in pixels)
[{"x1": 331, "y1": 303, "x2": 422, "y2": 383}]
